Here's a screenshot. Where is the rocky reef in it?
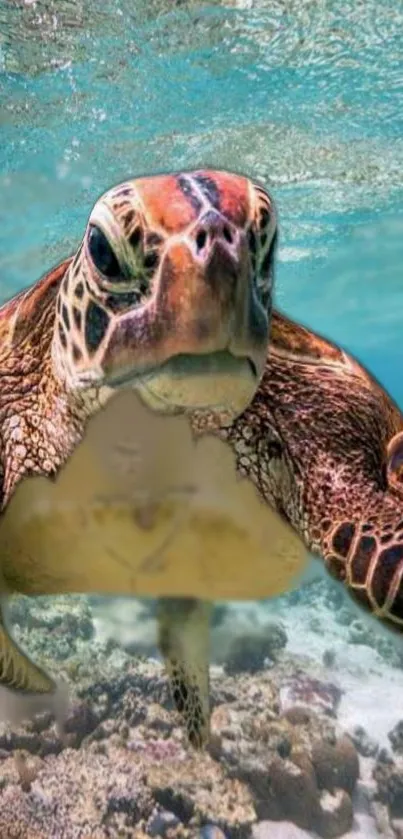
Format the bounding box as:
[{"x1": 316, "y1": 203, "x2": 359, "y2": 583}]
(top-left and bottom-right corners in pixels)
[
  {"x1": 1, "y1": 586, "x2": 403, "y2": 838},
  {"x1": 0, "y1": 656, "x2": 359, "y2": 839}
]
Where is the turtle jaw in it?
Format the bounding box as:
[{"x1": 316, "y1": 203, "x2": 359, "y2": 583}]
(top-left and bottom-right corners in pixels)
[{"x1": 107, "y1": 350, "x2": 259, "y2": 418}]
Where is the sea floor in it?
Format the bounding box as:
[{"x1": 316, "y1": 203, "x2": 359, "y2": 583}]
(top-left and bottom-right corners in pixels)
[{"x1": 1, "y1": 570, "x2": 403, "y2": 838}]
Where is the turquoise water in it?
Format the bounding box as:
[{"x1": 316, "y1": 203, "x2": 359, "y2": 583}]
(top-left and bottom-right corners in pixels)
[{"x1": 1, "y1": 0, "x2": 402, "y2": 406}]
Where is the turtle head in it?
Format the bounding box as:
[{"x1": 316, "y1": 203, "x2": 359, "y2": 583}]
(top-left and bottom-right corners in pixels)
[{"x1": 52, "y1": 170, "x2": 276, "y2": 418}]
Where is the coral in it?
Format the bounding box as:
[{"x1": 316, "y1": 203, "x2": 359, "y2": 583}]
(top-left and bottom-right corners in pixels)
[
  {"x1": 0, "y1": 696, "x2": 104, "y2": 758},
  {"x1": 0, "y1": 652, "x2": 361, "y2": 838},
  {"x1": 213, "y1": 673, "x2": 358, "y2": 837},
  {"x1": 62, "y1": 699, "x2": 100, "y2": 747},
  {"x1": 347, "y1": 619, "x2": 371, "y2": 646},
  {"x1": 315, "y1": 789, "x2": 353, "y2": 838},
  {"x1": 322, "y1": 649, "x2": 337, "y2": 669},
  {"x1": 12, "y1": 595, "x2": 93, "y2": 636},
  {"x1": 350, "y1": 725, "x2": 379, "y2": 758},
  {"x1": 10, "y1": 595, "x2": 95, "y2": 664},
  {"x1": 279, "y1": 673, "x2": 343, "y2": 718},
  {"x1": 14, "y1": 751, "x2": 42, "y2": 792},
  {"x1": 224, "y1": 623, "x2": 288, "y2": 675},
  {"x1": 262, "y1": 754, "x2": 319, "y2": 829},
  {"x1": 311, "y1": 735, "x2": 359, "y2": 795},
  {"x1": 389, "y1": 721, "x2": 403, "y2": 755},
  {"x1": 147, "y1": 755, "x2": 255, "y2": 831},
  {"x1": 0, "y1": 747, "x2": 153, "y2": 838},
  {"x1": 283, "y1": 580, "x2": 344, "y2": 613},
  {"x1": 373, "y1": 750, "x2": 403, "y2": 818},
  {"x1": 283, "y1": 706, "x2": 312, "y2": 726}
]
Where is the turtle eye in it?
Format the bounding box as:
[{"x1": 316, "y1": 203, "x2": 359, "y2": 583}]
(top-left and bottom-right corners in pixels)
[
  {"x1": 256, "y1": 229, "x2": 277, "y2": 306},
  {"x1": 88, "y1": 224, "x2": 121, "y2": 279},
  {"x1": 259, "y1": 207, "x2": 271, "y2": 231}
]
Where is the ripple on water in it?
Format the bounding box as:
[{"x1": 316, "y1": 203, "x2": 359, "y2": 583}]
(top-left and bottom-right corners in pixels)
[{"x1": 0, "y1": 0, "x2": 402, "y2": 373}]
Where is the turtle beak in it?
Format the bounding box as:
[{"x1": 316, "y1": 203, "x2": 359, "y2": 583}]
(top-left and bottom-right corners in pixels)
[{"x1": 101, "y1": 212, "x2": 269, "y2": 415}]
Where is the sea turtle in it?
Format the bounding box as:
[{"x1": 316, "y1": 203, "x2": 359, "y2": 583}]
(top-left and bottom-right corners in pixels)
[
  {"x1": 0, "y1": 169, "x2": 308, "y2": 747},
  {"x1": 1, "y1": 169, "x2": 403, "y2": 749}
]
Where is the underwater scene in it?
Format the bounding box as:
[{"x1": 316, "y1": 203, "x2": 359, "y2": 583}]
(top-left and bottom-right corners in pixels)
[{"x1": 1, "y1": 0, "x2": 403, "y2": 837}]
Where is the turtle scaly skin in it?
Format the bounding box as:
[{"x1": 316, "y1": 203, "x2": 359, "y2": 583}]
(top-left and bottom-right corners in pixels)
[
  {"x1": 0, "y1": 170, "x2": 277, "y2": 748},
  {"x1": 199, "y1": 310, "x2": 403, "y2": 630}
]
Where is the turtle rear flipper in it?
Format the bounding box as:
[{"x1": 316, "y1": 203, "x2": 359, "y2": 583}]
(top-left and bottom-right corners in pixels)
[
  {"x1": 157, "y1": 597, "x2": 211, "y2": 749},
  {"x1": 0, "y1": 601, "x2": 55, "y2": 694}
]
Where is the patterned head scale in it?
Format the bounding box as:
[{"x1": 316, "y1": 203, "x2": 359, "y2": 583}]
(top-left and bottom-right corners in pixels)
[{"x1": 51, "y1": 169, "x2": 277, "y2": 416}]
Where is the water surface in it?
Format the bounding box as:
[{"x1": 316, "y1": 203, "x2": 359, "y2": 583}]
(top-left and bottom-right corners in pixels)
[{"x1": 1, "y1": 0, "x2": 402, "y2": 407}]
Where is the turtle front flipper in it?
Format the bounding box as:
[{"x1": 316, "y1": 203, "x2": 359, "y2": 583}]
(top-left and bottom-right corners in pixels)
[
  {"x1": 0, "y1": 600, "x2": 55, "y2": 694},
  {"x1": 157, "y1": 597, "x2": 211, "y2": 749}
]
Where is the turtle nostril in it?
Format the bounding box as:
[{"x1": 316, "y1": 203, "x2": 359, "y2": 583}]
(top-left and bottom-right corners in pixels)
[
  {"x1": 196, "y1": 229, "x2": 207, "y2": 251},
  {"x1": 223, "y1": 225, "x2": 233, "y2": 244}
]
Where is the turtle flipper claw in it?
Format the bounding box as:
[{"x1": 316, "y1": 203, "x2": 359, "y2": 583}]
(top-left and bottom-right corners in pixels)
[{"x1": 0, "y1": 602, "x2": 55, "y2": 694}]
